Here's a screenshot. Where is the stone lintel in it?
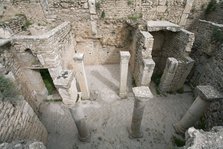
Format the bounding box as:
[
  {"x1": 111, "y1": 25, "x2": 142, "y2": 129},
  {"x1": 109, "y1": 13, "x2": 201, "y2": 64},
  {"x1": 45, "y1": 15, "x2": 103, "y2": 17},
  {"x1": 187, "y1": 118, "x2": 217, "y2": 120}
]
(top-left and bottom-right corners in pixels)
[
  {"x1": 196, "y1": 85, "x2": 223, "y2": 102},
  {"x1": 147, "y1": 21, "x2": 181, "y2": 32},
  {"x1": 54, "y1": 70, "x2": 74, "y2": 89},
  {"x1": 73, "y1": 53, "x2": 84, "y2": 61},
  {"x1": 120, "y1": 51, "x2": 130, "y2": 60},
  {"x1": 133, "y1": 86, "x2": 153, "y2": 101}
]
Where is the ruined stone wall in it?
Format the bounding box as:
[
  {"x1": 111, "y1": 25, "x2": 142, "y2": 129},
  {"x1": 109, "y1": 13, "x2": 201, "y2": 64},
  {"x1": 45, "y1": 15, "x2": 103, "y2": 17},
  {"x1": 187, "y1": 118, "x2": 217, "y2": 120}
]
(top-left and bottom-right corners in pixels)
[
  {"x1": 1, "y1": 0, "x2": 200, "y2": 65},
  {"x1": 0, "y1": 43, "x2": 47, "y2": 113},
  {"x1": 160, "y1": 29, "x2": 194, "y2": 90},
  {"x1": 0, "y1": 99, "x2": 48, "y2": 144},
  {"x1": 189, "y1": 20, "x2": 223, "y2": 129}
]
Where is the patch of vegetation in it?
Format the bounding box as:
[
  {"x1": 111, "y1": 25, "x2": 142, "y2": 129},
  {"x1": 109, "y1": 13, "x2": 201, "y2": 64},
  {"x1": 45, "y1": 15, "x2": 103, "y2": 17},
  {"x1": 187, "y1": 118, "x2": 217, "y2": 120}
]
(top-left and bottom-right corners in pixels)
[
  {"x1": 21, "y1": 20, "x2": 32, "y2": 31},
  {"x1": 196, "y1": 115, "x2": 206, "y2": 130},
  {"x1": 152, "y1": 74, "x2": 162, "y2": 86},
  {"x1": 172, "y1": 136, "x2": 185, "y2": 147},
  {"x1": 39, "y1": 70, "x2": 56, "y2": 95},
  {"x1": 15, "y1": 13, "x2": 32, "y2": 31},
  {"x1": 128, "y1": 13, "x2": 143, "y2": 21},
  {"x1": 212, "y1": 27, "x2": 223, "y2": 43},
  {"x1": 127, "y1": 0, "x2": 133, "y2": 5},
  {"x1": 0, "y1": 75, "x2": 18, "y2": 100},
  {"x1": 101, "y1": 10, "x2": 105, "y2": 19},
  {"x1": 177, "y1": 87, "x2": 184, "y2": 94},
  {"x1": 205, "y1": 0, "x2": 217, "y2": 15},
  {"x1": 131, "y1": 78, "x2": 136, "y2": 87},
  {"x1": 151, "y1": 74, "x2": 162, "y2": 95},
  {"x1": 96, "y1": 2, "x2": 101, "y2": 11}
]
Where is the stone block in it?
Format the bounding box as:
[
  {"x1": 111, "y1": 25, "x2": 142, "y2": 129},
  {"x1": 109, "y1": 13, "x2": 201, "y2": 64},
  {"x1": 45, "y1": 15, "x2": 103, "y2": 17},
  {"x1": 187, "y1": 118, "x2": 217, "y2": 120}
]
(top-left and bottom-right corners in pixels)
[
  {"x1": 196, "y1": 85, "x2": 223, "y2": 102},
  {"x1": 157, "y1": 6, "x2": 167, "y2": 13},
  {"x1": 147, "y1": 21, "x2": 181, "y2": 32}
]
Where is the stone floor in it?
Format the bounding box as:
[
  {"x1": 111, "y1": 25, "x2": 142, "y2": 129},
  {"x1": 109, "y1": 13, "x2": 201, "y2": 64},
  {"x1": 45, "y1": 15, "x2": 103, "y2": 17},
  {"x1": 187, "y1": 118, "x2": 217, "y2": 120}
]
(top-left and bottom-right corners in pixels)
[{"x1": 40, "y1": 64, "x2": 194, "y2": 149}]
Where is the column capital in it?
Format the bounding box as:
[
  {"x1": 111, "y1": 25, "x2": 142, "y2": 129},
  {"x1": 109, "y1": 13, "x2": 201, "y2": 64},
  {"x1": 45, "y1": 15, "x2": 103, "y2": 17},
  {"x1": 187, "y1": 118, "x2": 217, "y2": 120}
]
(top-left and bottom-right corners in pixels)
[
  {"x1": 73, "y1": 53, "x2": 84, "y2": 62},
  {"x1": 196, "y1": 85, "x2": 223, "y2": 102},
  {"x1": 143, "y1": 58, "x2": 155, "y2": 70},
  {"x1": 120, "y1": 51, "x2": 130, "y2": 61},
  {"x1": 133, "y1": 86, "x2": 153, "y2": 102}
]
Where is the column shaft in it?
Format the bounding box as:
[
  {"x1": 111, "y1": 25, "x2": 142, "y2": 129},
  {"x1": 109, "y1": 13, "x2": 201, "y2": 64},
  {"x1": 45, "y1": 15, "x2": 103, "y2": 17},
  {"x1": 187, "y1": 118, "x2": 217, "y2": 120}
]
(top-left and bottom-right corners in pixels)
[
  {"x1": 69, "y1": 105, "x2": 90, "y2": 142},
  {"x1": 174, "y1": 96, "x2": 209, "y2": 134},
  {"x1": 129, "y1": 86, "x2": 153, "y2": 138},
  {"x1": 119, "y1": 51, "x2": 130, "y2": 98},
  {"x1": 73, "y1": 53, "x2": 90, "y2": 100}
]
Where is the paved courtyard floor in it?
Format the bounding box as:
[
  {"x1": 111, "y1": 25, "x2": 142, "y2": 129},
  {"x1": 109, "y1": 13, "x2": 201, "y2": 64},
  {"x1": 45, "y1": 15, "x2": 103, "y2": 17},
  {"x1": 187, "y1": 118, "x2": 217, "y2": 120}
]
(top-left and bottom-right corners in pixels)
[{"x1": 40, "y1": 64, "x2": 194, "y2": 149}]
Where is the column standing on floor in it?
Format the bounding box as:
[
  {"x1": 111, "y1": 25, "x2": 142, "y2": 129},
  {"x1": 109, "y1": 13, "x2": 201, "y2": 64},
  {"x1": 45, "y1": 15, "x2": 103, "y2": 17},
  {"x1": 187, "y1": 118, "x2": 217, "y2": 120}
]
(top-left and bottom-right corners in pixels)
[
  {"x1": 73, "y1": 53, "x2": 90, "y2": 100},
  {"x1": 119, "y1": 51, "x2": 130, "y2": 99},
  {"x1": 69, "y1": 103, "x2": 91, "y2": 142},
  {"x1": 129, "y1": 86, "x2": 153, "y2": 138}
]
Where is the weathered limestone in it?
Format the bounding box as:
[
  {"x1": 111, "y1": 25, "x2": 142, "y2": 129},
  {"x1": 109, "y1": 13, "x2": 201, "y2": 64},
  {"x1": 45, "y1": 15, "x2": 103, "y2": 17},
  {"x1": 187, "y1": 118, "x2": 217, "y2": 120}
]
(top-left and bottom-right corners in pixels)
[
  {"x1": 147, "y1": 21, "x2": 181, "y2": 32},
  {"x1": 73, "y1": 53, "x2": 90, "y2": 100},
  {"x1": 0, "y1": 99, "x2": 48, "y2": 144},
  {"x1": 159, "y1": 57, "x2": 178, "y2": 92},
  {"x1": 174, "y1": 85, "x2": 223, "y2": 134},
  {"x1": 54, "y1": 70, "x2": 78, "y2": 105},
  {"x1": 184, "y1": 127, "x2": 223, "y2": 149},
  {"x1": 119, "y1": 51, "x2": 130, "y2": 99},
  {"x1": 129, "y1": 86, "x2": 153, "y2": 138},
  {"x1": 88, "y1": 0, "x2": 96, "y2": 14},
  {"x1": 69, "y1": 104, "x2": 90, "y2": 142},
  {"x1": 131, "y1": 30, "x2": 154, "y2": 86},
  {"x1": 179, "y1": 0, "x2": 195, "y2": 26},
  {"x1": 140, "y1": 58, "x2": 155, "y2": 86}
]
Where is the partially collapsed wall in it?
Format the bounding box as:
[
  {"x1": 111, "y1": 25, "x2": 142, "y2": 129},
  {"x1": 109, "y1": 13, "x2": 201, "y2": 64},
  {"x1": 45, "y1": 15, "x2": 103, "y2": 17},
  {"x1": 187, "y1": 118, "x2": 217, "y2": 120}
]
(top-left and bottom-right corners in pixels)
[
  {"x1": 0, "y1": 0, "x2": 198, "y2": 65},
  {"x1": 129, "y1": 21, "x2": 194, "y2": 92},
  {"x1": 189, "y1": 20, "x2": 223, "y2": 129}
]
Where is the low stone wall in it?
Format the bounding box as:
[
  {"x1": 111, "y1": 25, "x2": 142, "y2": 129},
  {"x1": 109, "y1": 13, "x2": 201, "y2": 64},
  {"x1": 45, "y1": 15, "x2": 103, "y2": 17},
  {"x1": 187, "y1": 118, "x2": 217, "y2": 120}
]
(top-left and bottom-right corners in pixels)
[
  {"x1": 0, "y1": 140, "x2": 46, "y2": 149},
  {"x1": 0, "y1": 99, "x2": 48, "y2": 144}
]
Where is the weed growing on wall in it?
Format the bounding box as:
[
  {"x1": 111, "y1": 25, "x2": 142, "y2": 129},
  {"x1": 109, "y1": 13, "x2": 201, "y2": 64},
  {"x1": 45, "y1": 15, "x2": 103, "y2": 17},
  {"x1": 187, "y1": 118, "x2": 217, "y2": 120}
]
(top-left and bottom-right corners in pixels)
[
  {"x1": 205, "y1": 0, "x2": 217, "y2": 15},
  {"x1": 15, "y1": 13, "x2": 32, "y2": 31},
  {"x1": 128, "y1": 13, "x2": 142, "y2": 21},
  {"x1": 101, "y1": 10, "x2": 105, "y2": 19},
  {"x1": 127, "y1": 0, "x2": 133, "y2": 5},
  {"x1": 0, "y1": 75, "x2": 18, "y2": 100},
  {"x1": 212, "y1": 27, "x2": 223, "y2": 43}
]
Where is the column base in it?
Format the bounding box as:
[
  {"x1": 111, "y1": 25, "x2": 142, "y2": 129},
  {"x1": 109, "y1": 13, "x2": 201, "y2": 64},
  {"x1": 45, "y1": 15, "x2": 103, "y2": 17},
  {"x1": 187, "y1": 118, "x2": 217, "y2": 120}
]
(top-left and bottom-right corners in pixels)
[
  {"x1": 173, "y1": 122, "x2": 186, "y2": 135},
  {"x1": 127, "y1": 127, "x2": 143, "y2": 139},
  {"x1": 119, "y1": 92, "x2": 127, "y2": 99},
  {"x1": 78, "y1": 133, "x2": 91, "y2": 142}
]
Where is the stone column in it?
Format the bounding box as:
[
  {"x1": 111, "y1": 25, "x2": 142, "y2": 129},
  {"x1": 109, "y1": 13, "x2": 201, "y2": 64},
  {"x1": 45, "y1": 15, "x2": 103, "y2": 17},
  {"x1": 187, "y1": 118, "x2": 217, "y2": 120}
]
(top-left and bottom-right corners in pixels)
[
  {"x1": 129, "y1": 86, "x2": 153, "y2": 138},
  {"x1": 73, "y1": 53, "x2": 90, "y2": 100},
  {"x1": 159, "y1": 57, "x2": 178, "y2": 92},
  {"x1": 140, "y1": 58, "x2": 155, "y2": 86},
  {"x1": 69, "y1": 103, "x2": 90, "y2": 142},
  {"x1": 173, "y1": 85, "x2": 223, "y2": 134},
  {"x1": 119, "y1": 51, "x2": 130, "y2": 99}
]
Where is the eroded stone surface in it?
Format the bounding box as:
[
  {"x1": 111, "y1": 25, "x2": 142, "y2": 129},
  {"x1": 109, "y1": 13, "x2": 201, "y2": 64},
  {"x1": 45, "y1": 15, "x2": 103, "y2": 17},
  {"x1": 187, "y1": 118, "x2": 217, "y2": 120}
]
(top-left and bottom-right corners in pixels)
[
  {"x1": 196, "y1": 85, "x2": 223, "y2": 101},
  {"x1": 185, "y1": 127, "x2": 223, "y2": 149},
  {"x1": 147, "y1": 21, "x2": 181, "y2": 32}
]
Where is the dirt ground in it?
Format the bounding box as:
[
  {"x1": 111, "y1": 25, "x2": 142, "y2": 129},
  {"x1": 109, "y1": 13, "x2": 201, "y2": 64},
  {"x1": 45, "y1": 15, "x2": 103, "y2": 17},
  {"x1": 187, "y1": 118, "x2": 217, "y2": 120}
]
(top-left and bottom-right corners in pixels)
[{"x1": 40, "y1": 64, "x2": 194, "y2": 149}]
